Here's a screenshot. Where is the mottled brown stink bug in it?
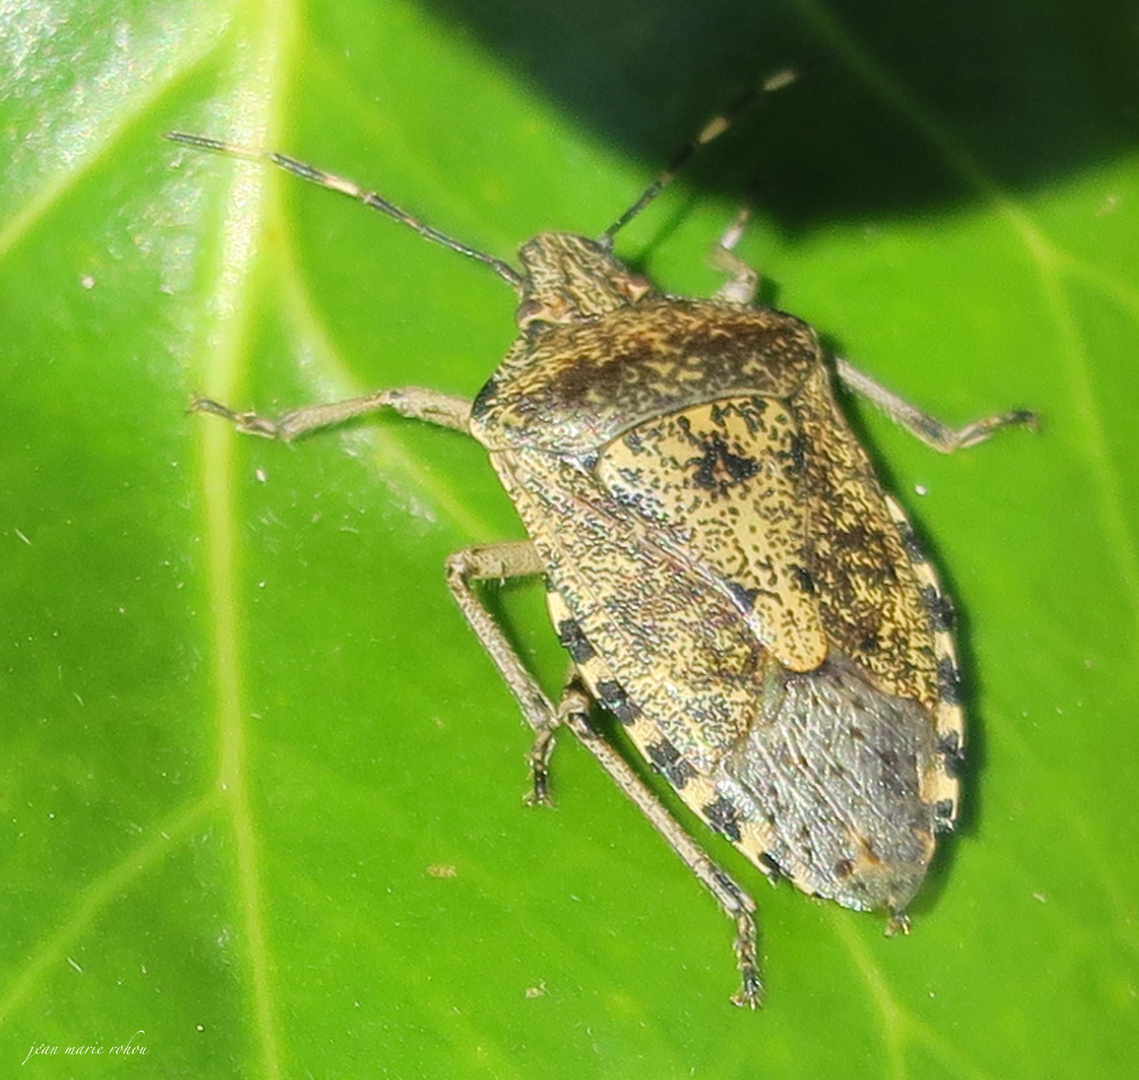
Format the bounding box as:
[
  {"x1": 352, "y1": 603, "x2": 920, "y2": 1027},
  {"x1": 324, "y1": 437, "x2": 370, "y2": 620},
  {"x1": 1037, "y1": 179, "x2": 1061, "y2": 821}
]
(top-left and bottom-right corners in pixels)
[{"x1": 169, "y1": 85, "x2": 1034, "y2": 1007}]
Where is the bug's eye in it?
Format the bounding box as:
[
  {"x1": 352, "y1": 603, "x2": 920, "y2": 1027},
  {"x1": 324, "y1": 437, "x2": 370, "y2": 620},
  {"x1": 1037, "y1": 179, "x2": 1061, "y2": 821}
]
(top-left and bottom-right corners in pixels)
[
  {"x1": 517, "y1": 296, "x2": 563, "y2": 336},
  {"x1": 516, "y1": 299, "x2": 552, "y2": 334},
  {"x1": 516, "y1": 299, "x2": 543, "y2": 324}
]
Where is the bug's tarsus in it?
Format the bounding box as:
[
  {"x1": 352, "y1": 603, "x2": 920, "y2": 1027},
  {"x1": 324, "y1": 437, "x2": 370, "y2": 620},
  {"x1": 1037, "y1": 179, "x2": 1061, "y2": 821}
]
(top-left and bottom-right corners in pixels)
[
  {"x1": 524, "y1": 722, "x2": 559, "y2": 806},
  {"x1": 885, "y1": 910, "x2": 912, "y2": 937},
  {"x1": 731, "y1": 911, "x2": 764, "y2": 1009},
  {"x1": 165, "y1": 131, "x2": 525, "y2": 289},
  {"x1": 189, "y1": 395, "x2": 283, "y2": 439},
  {"x1": 601, "y1": 67, "x2": 796, "y2": 246}
]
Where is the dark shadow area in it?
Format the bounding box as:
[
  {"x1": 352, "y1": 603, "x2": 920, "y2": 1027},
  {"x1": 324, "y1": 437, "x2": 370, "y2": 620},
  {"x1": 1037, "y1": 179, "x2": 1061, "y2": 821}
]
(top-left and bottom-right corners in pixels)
[{"x1": 419, "y1": 0, "x2": 1139, "y2": 232}]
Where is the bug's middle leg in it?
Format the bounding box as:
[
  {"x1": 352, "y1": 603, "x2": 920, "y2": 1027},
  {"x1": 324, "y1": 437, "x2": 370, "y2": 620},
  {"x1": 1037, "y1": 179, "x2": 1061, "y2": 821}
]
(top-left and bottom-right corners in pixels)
[{"x1": 445, "y1": 540, "x2": 562, "y2": 802}]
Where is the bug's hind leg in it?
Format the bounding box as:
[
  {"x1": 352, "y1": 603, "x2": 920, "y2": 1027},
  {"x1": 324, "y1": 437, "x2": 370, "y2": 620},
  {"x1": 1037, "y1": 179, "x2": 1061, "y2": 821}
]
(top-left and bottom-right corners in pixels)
[
  {"x1": 444, "y1": 541, "x2": 556, "y2": 765},
  {"x1": 556, "y1": 678, "x2": 763, "y2": 1008}
]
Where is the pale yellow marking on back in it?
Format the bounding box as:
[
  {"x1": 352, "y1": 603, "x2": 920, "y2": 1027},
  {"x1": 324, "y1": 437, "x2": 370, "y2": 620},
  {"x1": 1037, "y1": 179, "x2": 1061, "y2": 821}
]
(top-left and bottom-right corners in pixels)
[{"x1": 597, "y1": 397, "x2": 827, "y2": 672}]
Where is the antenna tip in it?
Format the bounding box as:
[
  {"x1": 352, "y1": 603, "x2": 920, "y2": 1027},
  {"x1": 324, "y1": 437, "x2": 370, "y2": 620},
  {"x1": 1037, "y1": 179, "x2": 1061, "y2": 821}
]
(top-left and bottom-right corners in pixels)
[
  {"x1": 762, "y1": 68, "x2": 798, "y2": 93},
  {"x1": 164, "y1": 131, "x2": 261, "y2": 161}
]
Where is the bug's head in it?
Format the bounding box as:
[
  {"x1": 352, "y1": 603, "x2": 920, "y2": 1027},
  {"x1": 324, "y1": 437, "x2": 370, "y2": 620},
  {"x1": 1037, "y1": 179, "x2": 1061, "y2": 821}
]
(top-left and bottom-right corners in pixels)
[{"x1": 514, "y1": 232, "x2": 657, "y2": 334}]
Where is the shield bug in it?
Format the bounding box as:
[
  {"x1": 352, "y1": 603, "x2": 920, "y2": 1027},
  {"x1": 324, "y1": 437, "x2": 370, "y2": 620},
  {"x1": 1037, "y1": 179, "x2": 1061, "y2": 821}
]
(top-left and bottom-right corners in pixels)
[{"x1": 169, "y1": 82, "x2": 1034, "y2": 1006}]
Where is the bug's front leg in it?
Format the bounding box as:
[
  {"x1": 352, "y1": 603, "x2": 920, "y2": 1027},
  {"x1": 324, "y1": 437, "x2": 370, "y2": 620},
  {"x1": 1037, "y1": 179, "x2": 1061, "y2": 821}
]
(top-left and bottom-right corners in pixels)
[
  {"x1": 709, "y1": 208, "x2": 759, "y2": 306},
  {"x1": 191, "y1": 385, "x2": 473, "y2": 440}
]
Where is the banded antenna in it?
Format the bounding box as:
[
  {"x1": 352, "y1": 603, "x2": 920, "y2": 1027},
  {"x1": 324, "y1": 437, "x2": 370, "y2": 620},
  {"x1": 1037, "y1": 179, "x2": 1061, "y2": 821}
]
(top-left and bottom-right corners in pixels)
[
  {"x1": 164, "y1": 130, "x2": 525, "y2": 288},
  {"x1": 166, "y1": 68, "x2": 795, "y2": 289},
  {"x1": 602, "y1": 67, "x2": 796, "y2": 245}
]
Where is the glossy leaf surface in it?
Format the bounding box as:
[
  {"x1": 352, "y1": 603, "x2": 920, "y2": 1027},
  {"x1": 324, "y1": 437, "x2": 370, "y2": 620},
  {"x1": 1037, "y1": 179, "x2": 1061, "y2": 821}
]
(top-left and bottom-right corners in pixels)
[{"x1": 2, "y1": 1, "x2": 1136, "y2": 1076}]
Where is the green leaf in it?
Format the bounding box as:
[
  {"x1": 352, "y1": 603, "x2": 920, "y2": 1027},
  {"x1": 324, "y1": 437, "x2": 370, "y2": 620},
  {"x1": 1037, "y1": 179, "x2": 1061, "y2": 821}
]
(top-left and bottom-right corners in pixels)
[{"x1": 2, "y1": 0, "x2": 1136, "y2": 1077}]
